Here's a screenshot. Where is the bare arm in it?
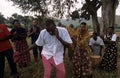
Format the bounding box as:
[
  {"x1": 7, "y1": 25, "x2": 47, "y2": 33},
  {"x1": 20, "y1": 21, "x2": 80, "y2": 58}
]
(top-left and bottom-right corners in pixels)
[{"x1": 21, "y1": 43, "x2": 37, "y2": 55}]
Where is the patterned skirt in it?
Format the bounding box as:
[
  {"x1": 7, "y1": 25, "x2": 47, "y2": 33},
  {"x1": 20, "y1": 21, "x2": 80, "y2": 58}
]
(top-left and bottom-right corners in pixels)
[
  {"x1": 99, "y1": 43, "x2": 117, "y2": 71},
  {"x1": 14, "y1": 39, "x2": 31, "y2": 68},
  {"x1": 72, "y1": 46, "x2": 92, "y2": 77}
]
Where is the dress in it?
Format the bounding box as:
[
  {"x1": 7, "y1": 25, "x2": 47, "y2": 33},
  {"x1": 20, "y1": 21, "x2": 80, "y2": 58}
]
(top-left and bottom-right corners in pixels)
[
  {"x1": 11, "y1": 27, "x2": 31, "y2": 68},
  {"x1": 72, "y1": 31, "x2": 92, "y2": 77},
  {"x1": 99, "y1": 34, "x2": 117, "y2": 71}
]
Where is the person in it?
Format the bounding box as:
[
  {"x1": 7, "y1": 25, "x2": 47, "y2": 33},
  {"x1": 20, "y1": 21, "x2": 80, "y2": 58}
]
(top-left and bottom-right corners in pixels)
[
  {"x1": 66, "y1": 24, "x2": 75, "y2": 61},
  {"x1": 10, "y1": 20, "x2": 31, "y2": 68},
  {"x1": 72, "y1": 22, "x2": 92, "y2": 78},
  {"x1": 28, "y1": 19, "x2": 41, "y2": 62},
  {"x1": 99, "y1": 27, "x2": 118, "y2": 71},
  {"x1": 57, "y1": 22, "x2": 67, "y2": 58},
  {"x1": 24, "y1": 19, "x2": 72, "y2": 78},
  {"x1": 89, "y1": 32, "x2": 104, "y2": 56},
  {"x1": 0, "y1": 21, "x2": 18, "y2": 78}
]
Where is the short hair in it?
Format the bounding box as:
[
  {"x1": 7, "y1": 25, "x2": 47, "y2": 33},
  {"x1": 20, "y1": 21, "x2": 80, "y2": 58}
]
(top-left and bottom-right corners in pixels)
[
  {"x1": 109, "y1": 26, "x2": 114, "y2": 29},
  {"x1": 81, "y1": 22, "x2": 86, "y2": 25},
  {"x1": 45, "y1": 19, "x2": 55, "y2": 26},
  {"x1": 69, "y1": 24, "x2": 74, "y2": 28},
  {"x1": 93, "y1": 32, "x2": 98, "y2": 36}
]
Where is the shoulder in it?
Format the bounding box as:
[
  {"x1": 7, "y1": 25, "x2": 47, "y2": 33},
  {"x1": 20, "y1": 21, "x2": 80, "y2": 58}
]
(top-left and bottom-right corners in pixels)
[
  {"x1": 40, "y1": 29, "x2": 47, "y2": 34},
  {"x1": 97, "y1": 36, "x2": 102, "y2": 39},
  {"x1": 57, "y1": 27, "x2": 67, "y2": 32},
  {"x1": 89, "y1": 37, "x2": 93, "y2": 41},
  {"x1": 113, "y1": 33, "x2": 117, "y2": 36},
  {"x1": 0, "y1": 24, "x2": 7, "y2": 29}
]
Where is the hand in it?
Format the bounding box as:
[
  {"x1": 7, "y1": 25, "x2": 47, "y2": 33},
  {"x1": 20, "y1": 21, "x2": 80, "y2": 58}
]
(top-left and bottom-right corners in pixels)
[
  {"x1": 20, "y1": 49, "x2": 29, "y2": 55},
  {"x1": 13, "y1": 51, "x2": 20, "y2": 63},
  {"x1": 13, "y1": 31, "x2": 17, "y2": 37},
  {"x1": 30, "y1": 31, "x2": 34, "y2": 35},
  {"x1": 55, "y1": 28, "x2": 60, "y2": 39}
]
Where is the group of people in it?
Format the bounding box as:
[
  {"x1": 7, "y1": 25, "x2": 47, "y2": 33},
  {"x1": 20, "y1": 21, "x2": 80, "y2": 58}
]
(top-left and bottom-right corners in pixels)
[
  {"x1": 66, "y1": 23, "x2": 118, "y2": 78},
  {"x1": 0, "y1": 19, "x2": 41, "y2": 78},
  {"x1": 0, "y1": 19, "x2": 118, "y2": 78}
]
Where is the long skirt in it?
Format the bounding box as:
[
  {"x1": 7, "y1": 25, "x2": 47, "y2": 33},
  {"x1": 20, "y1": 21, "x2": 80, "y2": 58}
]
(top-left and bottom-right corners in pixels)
[
  {"x1": 99, "y1": 43, "x2": 117, "y2": 71},
  {"x1": 14, "y1": 39, "x2": 31, "y2": 68},
  {"x1": 72, "y1": 46, "x2": 92, "y2": 77}
]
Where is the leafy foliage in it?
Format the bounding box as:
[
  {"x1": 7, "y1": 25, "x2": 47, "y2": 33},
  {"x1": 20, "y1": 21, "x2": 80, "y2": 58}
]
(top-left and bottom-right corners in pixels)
[
  {"x1": 70, "y1": 10, "x2": 80, "y2": 20},
  {"x1": 0, "y1": 13, "x2": 6, "y2": 23},
  {"x1": 80, "y1": 0, "x2": 102, "y2": 20},
  {"x1": 8, "y1": 0, "x2": 78, "y2": 18}
]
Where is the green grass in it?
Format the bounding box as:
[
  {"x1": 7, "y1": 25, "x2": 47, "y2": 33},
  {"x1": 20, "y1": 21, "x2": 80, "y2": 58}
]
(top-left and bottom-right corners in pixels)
[
  {"x1": 4, "y1": 52, "x2": 120, "y2": 78},
  {"x1": 4, "y1": 38, "x2": 120, "y2": 78}
]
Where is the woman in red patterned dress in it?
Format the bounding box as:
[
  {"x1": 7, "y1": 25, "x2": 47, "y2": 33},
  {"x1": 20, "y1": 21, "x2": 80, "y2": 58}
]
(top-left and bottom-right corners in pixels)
[{"x1": 11, "y1": 20, "x2": 31, "y2": 68}]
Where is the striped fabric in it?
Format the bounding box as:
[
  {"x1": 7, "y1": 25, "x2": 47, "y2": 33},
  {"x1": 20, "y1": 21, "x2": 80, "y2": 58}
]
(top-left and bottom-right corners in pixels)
[{"x1": 13, "y1": 39, "x2": 31, "y2": 68}]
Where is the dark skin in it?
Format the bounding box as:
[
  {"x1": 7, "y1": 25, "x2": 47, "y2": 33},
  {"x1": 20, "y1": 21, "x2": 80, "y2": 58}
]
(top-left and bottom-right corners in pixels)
[
  {"x1": 89, "y1": 34, "x2": 103, "y2": 56},
  {"x1": 104, "y1": 28, "x2": 115, "y2": 44},
  {"x1": 46, "y1": 23, "x2": 72, "y2": 47},
  {"x1": 28, "y1": 20, "x2": 39, "y2": 36},
  {"x1": 22, "y1": 23, "x2": 72, "y2": 55}
]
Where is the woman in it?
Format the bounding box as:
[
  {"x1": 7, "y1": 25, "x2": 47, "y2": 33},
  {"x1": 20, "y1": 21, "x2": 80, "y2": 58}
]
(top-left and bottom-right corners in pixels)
[
  {"x1": 11, "y1": 20, "x2": 31, "y2": 68},
  {"x1": 72, "y1": 22, "x2": 92, "y2": 78},
  {"x1": 99, "y1": 27, "x2": 118, "y2": 71}
]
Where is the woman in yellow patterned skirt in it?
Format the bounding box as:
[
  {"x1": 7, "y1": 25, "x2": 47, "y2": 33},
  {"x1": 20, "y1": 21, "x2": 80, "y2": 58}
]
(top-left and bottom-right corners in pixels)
[{"x1": 72, "y1": 22, "x2": 92, "y2": 78}]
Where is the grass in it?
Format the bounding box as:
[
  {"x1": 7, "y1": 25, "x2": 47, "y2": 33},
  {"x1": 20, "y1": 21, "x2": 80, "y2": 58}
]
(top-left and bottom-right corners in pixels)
[
  {"x1": 4, "y1": 38, "x2": 120, "y2": 78},
  {"x1": 88, "y1": 28, "x2": 120, "y2": 32}
]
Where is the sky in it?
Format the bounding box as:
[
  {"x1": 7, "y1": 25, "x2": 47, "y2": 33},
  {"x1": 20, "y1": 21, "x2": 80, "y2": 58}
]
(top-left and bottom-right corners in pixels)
[{"x1": 0, "y1": 0, "x2": 120, "y2": 18}]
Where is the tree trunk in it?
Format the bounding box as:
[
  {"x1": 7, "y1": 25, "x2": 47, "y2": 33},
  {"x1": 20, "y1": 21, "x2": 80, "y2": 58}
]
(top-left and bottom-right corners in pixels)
[
  {"x1": 91, "y1": 13, "x2": 100, "y2": 35},
  {"x1": 100, "y1": 0, "x2": 118, "y2": 35}
]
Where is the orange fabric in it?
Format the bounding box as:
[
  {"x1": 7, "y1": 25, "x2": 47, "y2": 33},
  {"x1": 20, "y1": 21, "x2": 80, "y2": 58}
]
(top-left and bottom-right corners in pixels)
[{"x1": 0, "y1": 24, "x2": 12, "y2": 52}]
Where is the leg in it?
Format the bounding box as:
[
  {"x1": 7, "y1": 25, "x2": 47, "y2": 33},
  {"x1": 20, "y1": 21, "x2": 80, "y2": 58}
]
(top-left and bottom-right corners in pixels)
[
  {"x1": 0, "y1": 52, "x2": 5, "y2": 78},
  {"x1": 33, "y1": 47, "x2": 38, "y2": 62},
  {"x1": 42, "y1": 55, "x2": 52, "y2": 78},
  {"x1": 38, "y1": 46, "x2": 42, "y2": 58},
  {"x1": 63, "y1": 46, "x2": 66, "y2": 59},
  {"x1": 5, "y1": 49, "x2": 18, "y2": 75},
  {"x1": 55, "y1": 63, "x2": 65, "y2": 78},
  {"x1": 68, "y1": 47, "x2": 73, "y2": 61}
]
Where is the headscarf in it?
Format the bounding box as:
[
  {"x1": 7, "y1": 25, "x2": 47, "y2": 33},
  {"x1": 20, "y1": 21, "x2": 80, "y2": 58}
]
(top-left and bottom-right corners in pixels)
[{"x1": 76, "y1": 22, "x2": 90, "y2": 47}]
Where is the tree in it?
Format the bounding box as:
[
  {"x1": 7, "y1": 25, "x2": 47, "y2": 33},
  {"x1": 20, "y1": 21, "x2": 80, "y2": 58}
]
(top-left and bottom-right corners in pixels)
[
  {"x1": 80, "y1": 0, "x2": 102, "y2": 35},
  {"x1": 6, "y1": 13, "x2": 35, "y2": 30},
  {"x1": 8, "y1": 0, "x2": 78, "y2": 19},
  {"x1": 8, "y1": 0, "x2": 48, "y2": 17},
  {"x1": 100, "y1": 0, "x2": 119, "y2": 35},
  {"x1": 0, "y1": 12, "x2": 6, "y2": 23}
]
